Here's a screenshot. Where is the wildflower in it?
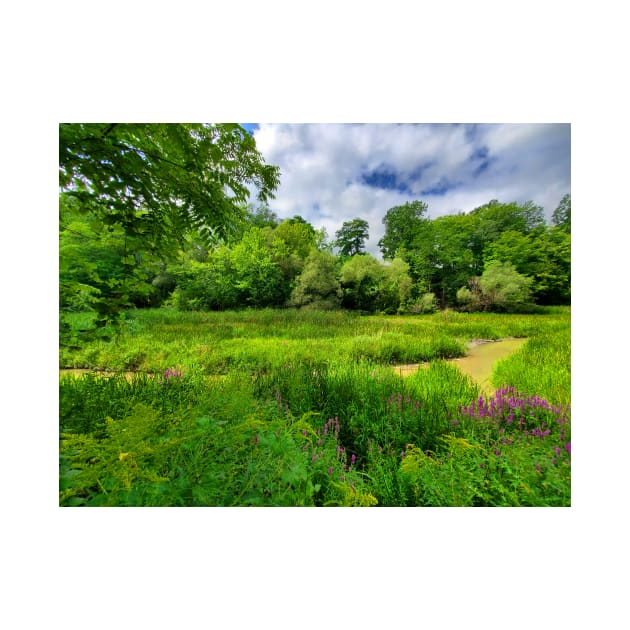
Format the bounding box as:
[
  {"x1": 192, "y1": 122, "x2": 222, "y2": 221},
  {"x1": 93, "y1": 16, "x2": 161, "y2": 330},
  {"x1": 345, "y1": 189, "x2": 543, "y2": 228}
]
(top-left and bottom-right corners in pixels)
[
  {"x1": 317, "y1": 439, "x2": 322, "y2": 447},
  {"x1": 351, "y1": 454, "x2": 356, "y2": 465},
  {"x1": 340, "y1": 475, "x2": 345, "y2": 481},
  {"x1": 564, "y1": 442, "x2": 571, "y2": 455},
  {"x1": 327, "y1": 467, "x2": 333, "y2": 476},
  {"x1": 401, "y1": 451, "x2": 406, "y2": 459},
  {"x1": 494, "y1": 449, "x2": 501, "y2": 456}
]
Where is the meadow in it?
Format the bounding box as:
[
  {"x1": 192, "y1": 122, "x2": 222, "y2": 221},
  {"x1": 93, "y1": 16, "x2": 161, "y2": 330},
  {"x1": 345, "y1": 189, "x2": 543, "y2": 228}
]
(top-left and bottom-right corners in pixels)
[{"x1": 59, "y1": 307, "x2": 570, "y2": 506}]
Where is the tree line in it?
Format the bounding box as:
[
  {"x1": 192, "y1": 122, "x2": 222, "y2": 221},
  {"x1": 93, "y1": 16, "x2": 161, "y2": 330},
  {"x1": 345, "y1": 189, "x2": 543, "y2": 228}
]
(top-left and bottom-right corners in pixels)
[{"x1": 59, "y1": 123, "x2": 570, "y2": 338}]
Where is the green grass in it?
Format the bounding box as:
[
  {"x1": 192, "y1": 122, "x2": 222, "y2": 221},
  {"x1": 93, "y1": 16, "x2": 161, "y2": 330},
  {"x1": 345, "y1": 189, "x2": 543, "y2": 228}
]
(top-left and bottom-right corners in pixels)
[{"x1": 60, "y1": 306, "x2": 570, "y2": 506}]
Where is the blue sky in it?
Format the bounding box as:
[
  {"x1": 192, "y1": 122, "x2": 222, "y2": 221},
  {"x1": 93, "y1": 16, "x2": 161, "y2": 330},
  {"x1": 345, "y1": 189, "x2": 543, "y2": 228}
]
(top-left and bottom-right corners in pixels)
[{"x1": 241, "y1": 123, "x2": 570, "y2": 256}]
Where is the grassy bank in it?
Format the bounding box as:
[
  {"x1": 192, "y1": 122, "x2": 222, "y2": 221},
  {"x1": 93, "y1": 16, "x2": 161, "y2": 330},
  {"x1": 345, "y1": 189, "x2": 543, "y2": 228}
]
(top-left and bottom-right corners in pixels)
[{"x1": 60, "y1": 307, "x2": 570, "y2": 506}]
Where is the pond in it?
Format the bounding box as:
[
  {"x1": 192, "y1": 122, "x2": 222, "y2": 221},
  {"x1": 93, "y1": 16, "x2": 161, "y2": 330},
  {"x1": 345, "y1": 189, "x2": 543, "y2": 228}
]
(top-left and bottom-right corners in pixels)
[{"x1": 394, "y1": 337, "x2": 527, "y2": 395}]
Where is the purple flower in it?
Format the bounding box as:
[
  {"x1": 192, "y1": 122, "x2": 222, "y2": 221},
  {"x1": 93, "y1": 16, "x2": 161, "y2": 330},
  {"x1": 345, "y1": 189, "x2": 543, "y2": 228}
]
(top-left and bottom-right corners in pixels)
[
  {"x1": 351, "y1": 454, "x2": 356, "y2": 465},
  {"x1": 564, "y1": 442, "x2": 571, "y2": 455},
  {"x1": 401, "y1": 451, "x2": 406, "y2": 459},
  {"x1": 494, "y1": 449, "x2": 501, "y2": 456},
  {"x1": 340, "y1": 475, "x2": 345, "y2": 481},
  {"x1": 327, "y1": 467, "x2": 333, "y2": 476}
]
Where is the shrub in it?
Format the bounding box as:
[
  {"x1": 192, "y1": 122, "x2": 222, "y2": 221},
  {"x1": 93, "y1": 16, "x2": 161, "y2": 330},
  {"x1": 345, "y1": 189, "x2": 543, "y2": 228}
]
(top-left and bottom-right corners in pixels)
[
  {"x1": 289, "y1": 249, "x2": 342, "y2": 309},
  {"x1": 457, "y1": 262, "x2": 533, "y2": 312}
]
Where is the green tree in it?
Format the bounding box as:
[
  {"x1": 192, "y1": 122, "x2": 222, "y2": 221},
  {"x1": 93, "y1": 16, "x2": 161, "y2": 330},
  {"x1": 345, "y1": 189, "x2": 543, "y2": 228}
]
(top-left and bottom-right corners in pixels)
[
  {"x1": 335, "y1": 218, "x2": 370, "y2": 257},
  {"x1": 59, "y1": 199, "x2": 163, "y2": 317},
  {"x1": 59, "y1": 123, "x2": 280, "y2": 327},
  {"x1": 289, "y1": 250, "x2": 342, "y2": 309},
  {"x1": 230, "y1": 228, "x2": 285, "y2": 307},
  {"x1": 339, "y1": 255, "x2": 383, "y2": 311},
  {"x1": 378, "y1": 200, "x2": 429, "y2": 259},
  {"x1": 552, "y1": 193, "x2": 571, "y2": 233},
  {"x1": 457, "y1": 262, "x2": 533, "y2": 312},
  {"x1": 428, "y1": 213, "x2": 478, "y2": 307},
  {"x1": 484, "y1": 227, "x2": 570, "y2": 305},
  {"x1": 377, "y1": 258, "x2": 413, "y2": 313}
]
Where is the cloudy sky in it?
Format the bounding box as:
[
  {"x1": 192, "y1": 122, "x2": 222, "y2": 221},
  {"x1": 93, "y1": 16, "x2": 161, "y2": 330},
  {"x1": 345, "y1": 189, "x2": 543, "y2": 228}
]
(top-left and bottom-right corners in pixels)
[{"x1": 242, "y1": 123, "x2": 570, "y2": 257}]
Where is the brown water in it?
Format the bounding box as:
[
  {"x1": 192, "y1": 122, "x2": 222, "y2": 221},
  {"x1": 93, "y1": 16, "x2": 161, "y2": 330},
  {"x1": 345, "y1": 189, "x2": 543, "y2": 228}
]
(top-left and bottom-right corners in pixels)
[
  {"x1": 60, "y1": 338, "x2": 527, "y2": 395},
  {"x1": 58, "y1": 369, "x2": 149, "y2": 382},
  {"x1": 394, "y1": 337, "x2": 527, "y2": 395}
]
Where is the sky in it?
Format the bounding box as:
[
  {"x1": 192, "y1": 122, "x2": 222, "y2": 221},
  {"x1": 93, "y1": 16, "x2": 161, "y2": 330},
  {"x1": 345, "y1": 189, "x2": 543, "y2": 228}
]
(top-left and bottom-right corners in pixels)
[{"x1": 241, "y1": 123, "x2": 570, "y2": 257}]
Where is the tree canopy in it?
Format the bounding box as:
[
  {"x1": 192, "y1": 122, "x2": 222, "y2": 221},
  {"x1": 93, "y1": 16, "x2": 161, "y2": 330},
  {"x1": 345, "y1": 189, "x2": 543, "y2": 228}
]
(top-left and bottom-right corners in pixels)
[
  {"x1": 59, "y1": 123, "x2": 280, "y2": 254},
  {"x1": 378, "y1": 200, "x2": 429, "y2": 259},
  {"x1": 335, "y1": 218, "x2": 369, "y2": 257}
]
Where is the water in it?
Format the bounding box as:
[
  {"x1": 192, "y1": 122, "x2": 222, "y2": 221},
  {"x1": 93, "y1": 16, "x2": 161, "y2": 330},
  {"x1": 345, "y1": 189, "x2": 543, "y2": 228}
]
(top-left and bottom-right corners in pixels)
[{"x1": 394, "y1": 337, "x2": 527, "y2": 394}]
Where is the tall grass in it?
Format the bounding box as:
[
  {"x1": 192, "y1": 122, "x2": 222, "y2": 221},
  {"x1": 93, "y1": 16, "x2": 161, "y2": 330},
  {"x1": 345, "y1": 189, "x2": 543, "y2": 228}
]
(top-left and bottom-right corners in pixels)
[{"x1": 60, "y1": 307, "x2": 570, "y2": 506}]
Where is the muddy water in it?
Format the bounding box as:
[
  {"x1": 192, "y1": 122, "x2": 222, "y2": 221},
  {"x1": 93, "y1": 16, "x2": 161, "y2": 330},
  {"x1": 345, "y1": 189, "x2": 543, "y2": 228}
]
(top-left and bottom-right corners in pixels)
[
  {"x1": 394, "y1": 337, "x2": 527, "y2": 395},
  {"x1": 59, "y1": 369, "x2": 149, "y2": 382},
  {"x1": 60, "y1": 338, "x2": 526, "y2": 395}
]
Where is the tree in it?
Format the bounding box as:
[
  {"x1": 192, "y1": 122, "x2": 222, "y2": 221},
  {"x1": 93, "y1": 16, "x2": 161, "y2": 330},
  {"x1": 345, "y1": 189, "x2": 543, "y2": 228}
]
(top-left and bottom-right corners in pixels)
[
  {"x1": 378, "y1": 200, "x2": 429, "y2": 259},
  {"x1": 335, "y1": 218, "x2": 369, "y2": 257},
  {"x1": 60, "y1": 124, "x2": 280, "y2": 250},
  {"x1": 483, "y1": 227, "x2": 570, "y2": 305},
  {"x1": 428, "y1": 213, "x2": 478, "y2": 307},
  {"x1": 289, "y1": 250, "x2": 342, "y2": 310},
  {"x1": 59, "y1": 197, "x2": 163, "y2": 320},
  {"x1": 59, "y1": 123, "x2": 280, "y2": 328},
  {"x1": 339, "y1": 255, "x2": 383, "y2": 311},
  {"x1": 552, "y1": 193, "x2": 571, "y2": 233},
  {"x1": 457, "y1": 262, "x2": 533, "y2": 312},
  {"x1": 377, "y1": 258, "x2": 413, "y2": 313}
]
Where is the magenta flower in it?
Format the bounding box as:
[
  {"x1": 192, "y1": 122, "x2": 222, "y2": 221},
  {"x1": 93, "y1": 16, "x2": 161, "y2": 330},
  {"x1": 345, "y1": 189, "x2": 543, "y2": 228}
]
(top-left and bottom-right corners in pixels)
[
  {"x1": 327, "y1": 467, "x2": 333, "y2": 475},
  {"x1": 564, "y1": 442, "x2": 571, "y2": 455}
]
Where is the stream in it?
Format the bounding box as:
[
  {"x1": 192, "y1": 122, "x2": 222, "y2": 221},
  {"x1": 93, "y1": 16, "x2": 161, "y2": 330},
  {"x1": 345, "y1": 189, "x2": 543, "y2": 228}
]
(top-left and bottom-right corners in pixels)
[
  {"x1": 394, "y1": 337, "x2": 527, "y2": 395},
  {"x1": 60, "y1": 337, "x2": 527, "y2": 395}
]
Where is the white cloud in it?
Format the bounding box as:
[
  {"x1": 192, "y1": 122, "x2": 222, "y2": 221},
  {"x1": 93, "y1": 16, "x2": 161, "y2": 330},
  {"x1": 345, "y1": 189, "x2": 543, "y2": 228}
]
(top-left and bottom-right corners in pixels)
[{"x1": 250, "y1": 123, "x2": 570, "y2": 257}]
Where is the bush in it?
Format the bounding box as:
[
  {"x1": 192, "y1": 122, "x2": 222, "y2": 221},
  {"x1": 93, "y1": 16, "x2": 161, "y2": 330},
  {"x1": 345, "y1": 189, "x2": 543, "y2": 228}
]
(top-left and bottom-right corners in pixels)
[
  {"x1": 408, "y1": 292, "x2": 437, "y2": 314},
  {"x1": 289, "y1": 249, "x2": 342, "y2": 309},
  {"x1": 457, "y1": 262, "x2": 533, "y2": 312}
]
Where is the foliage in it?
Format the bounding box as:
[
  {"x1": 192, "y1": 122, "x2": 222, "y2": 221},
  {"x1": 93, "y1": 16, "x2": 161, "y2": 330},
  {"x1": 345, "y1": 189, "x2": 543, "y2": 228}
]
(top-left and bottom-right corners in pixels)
[
  {"x1": 408, "y1": 292, "x2": 438, "y2": 314},
  {"x1": 377, "y1": 258, "x2": 414, "y2": 313},
  {"x1": 552, "y1": 193, "x2": 571, "y2": 233},
  {"x1": 457, "y1": 262, "x2": 533, "y2": 312},
  {"x1": 483, "y1": 228, "x2": 570, "y2": 304},
  {"x1": 59, "y1": 123, "x2": 280, "y2": 251},
  {"x1": 60, "y1": 308, "x2": 570, "y2": 506},
  {"x1": 289, "y1": 249, "x2": 342, "y2": 309},
  {"x1": 334, "y1": 218, "x2": 370, "y2": 257},
  {"x1": 378, "y1": 200, "x2": 429, "y2": 259},
  {"x1": 59, "y1": 123, "x2": 280, "y2": 330}
]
